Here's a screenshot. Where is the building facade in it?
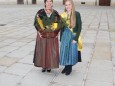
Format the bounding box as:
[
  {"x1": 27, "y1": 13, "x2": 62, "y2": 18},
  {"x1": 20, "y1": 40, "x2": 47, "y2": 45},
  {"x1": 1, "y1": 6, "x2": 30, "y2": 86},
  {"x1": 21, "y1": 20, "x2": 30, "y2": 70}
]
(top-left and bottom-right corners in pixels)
[{"x1": 0, "y1": 0, "x2": 115, "y2": 6}]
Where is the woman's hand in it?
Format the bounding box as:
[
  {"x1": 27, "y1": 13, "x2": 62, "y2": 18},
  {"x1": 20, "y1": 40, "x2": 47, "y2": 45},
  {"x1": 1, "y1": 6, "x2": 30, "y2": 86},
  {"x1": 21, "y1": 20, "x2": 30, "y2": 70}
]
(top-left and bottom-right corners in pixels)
[
  {"x1": 38, "y1": 31, "x2": 42, "y2": 38},
  {"x1": 72, "y1": 40, "x2": 77, "y2": 43}
]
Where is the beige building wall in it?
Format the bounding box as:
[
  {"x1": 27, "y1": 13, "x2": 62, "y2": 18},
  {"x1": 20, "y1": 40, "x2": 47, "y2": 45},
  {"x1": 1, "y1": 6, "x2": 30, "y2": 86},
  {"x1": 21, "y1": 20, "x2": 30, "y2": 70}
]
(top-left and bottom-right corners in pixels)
[
  {"x1": 0, "y1": 0, "x2": 114, "y2": 6},
  {"x1": 74, "y1": 0, "x2": 96, "y2": 5},
  {"x1": 111, "y1": 0, "x2": 115, "y2": 6},
  {"x1": 0, "y1": 0, "x2": 17, "y2": 4}
]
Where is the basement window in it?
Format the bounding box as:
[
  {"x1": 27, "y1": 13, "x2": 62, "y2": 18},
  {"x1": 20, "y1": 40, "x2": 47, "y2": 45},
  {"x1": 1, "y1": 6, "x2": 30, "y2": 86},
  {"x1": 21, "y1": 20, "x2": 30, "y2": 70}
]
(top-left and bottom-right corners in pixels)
[{"x1": 81, "y1": 2, "x2": 85, "y2": 4}]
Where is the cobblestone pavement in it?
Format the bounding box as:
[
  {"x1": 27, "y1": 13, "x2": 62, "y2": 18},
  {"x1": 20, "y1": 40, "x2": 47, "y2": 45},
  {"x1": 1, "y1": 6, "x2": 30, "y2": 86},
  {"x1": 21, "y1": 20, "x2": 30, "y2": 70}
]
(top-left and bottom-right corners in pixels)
[{"x1": 0, "y1": 5, "x2": 115, "y2": 86}]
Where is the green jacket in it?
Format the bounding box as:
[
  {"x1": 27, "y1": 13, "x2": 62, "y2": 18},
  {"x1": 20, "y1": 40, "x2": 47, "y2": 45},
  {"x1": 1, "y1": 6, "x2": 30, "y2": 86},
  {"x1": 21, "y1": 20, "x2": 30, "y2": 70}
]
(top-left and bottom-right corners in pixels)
[{"x1": 60, "y1": 11, "x2": 82, "y2": 42}]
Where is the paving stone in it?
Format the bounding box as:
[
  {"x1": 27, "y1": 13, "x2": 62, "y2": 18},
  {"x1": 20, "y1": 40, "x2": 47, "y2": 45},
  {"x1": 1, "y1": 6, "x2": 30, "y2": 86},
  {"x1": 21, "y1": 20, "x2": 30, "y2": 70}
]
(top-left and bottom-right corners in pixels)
[
  {"x1": 112, "y1": 56, "x2": 115, "y2": 66},
  {"x1": 20, "y1": 69, "x2": 56, "y2": 86},
  {"x1": 50, "y1": 82, "x2": 78, "y2": 86},
  {"x1": 17, "y1": 38, "x2": 34, "y2": 43},
  {"x1": 27, "y1": 41, "x2": 36, "y2": 46},
  {"x1": 110, "y1": 32, "x2": 115, "y2": 37},
  {"x1": 82, "y1": 39, "x2": 96, "y2": 44},
  {"x1": 93, "y1": 43, "x2": 111, "y2": 60},
  {"x1": 53, "y1": 71, "x2": 84, "y2": 86},
  {"x1": 0, "y1": 52, "x2": 8, "y2": 58},
  {"x1": 99, "y1": 26, "x2": 108, "y2": 30},
  {"x1": 0, "y1": 73, "x2": 22, "y2": 86},
  {"x1": 18, "y1": 55, "x2": 33, "y2": 65},
  {"x1": 85, "y1": 80, "x2": 113, "y2": 86},
  {"x1": 100, "y1": 23, "x2": 108, "y2": 26},
  {"x1": 111, "y1": 46, "x2": 115, "y2": 51},
  {"x1": 26, "y1": 34, "x2": 36, "y2": 39},
  {"x1": 82, "y1": 26, "x2": 89, "y2": 30},
  {"x1": 5, "y1": 63, "x2": 34, "y2": 76},
  {"x1": 82, "y1": 47, "x2": 94, "y2": 54},
  {"x1": 82, "y1": 55, "x2": 93, "y2": 61},
  {"x1": 29, "y1": 51, "x2": 34, "y2": 55},
  {"x1": 2, "y1": 39, "x2": 17, "y2": 43},
  {"x1": 111, "y1": 39, "x2": 115, "y2": 43},
  {"x1": 0, "y1": 46, "x2": 19, "y2": 52},
  {"x1": 97, "y1": 31, "x2": 109, "y2": 36},
  {"x1": 112, "y1": 52, "x2": 115, "y2": 58},
  {"x1": 83, "y1": 42, "x2": 94, "y2": 46},
  {"x1": 0, "y1": 66, "x2": 7, "y2": 73},
  {"x1": 73, "y1": 62, "x2": 88, "y2": 73},
  {"x1": 86, "y1": 30, "x2": 97, "y2": 34},
  {"x1": 87, "y1": 69, "x2": 113, "y2": 83},
  {"x1": 0, "y1": 57, "x2": 18, "y2": 67},
  {"x1": 87, "y1": 60, "x2": 113, "y2": 83},
  {"x1": 6, "y1": 50, "x2": 30, "y2": 59},
  {"x1": 96, "y1": 38, "x2": 110, "y2": 43},
  {"x1": 90, "y1": 59, "x2": 113, "y2": 70},
  {"x1": 0, "y1": 42, "x2": 8, "y2": 48},
  {"x1": 10, "y1": 42, "x2": 27, "y2": 47},
  {"x1": 109, "y1": 24, "x2": 115, "y2": 31},
  {"x1": 18, "y1": 45, "x2": 34, "y2": 52},
  {"x1": 89, "y1": 26, "x2": 98, "y2": 29}
]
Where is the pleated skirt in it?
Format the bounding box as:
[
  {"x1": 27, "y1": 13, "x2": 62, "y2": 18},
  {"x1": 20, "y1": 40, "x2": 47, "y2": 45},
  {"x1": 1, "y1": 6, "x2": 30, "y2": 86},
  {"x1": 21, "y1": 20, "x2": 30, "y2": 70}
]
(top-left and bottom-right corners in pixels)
[
  {"x1": 33, "y1": 33, "x2": 59, "y2": 68},
  {"x1": 60, "y1": 27, "x2": 78, "y2": 66}
]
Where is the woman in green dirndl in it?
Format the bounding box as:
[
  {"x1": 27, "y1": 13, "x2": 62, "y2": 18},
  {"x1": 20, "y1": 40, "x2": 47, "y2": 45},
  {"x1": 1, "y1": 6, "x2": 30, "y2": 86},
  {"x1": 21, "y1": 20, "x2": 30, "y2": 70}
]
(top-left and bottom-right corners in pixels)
[{"x1": 60, "y1": 0, "x2": 82, "y2": 75}]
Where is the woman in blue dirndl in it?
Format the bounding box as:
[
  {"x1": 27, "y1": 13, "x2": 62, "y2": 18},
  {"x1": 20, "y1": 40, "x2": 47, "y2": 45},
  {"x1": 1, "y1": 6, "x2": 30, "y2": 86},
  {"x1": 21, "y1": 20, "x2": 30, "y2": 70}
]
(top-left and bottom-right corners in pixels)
[{"x1": 60, "y1": 0, "x2": 82, "y2": 75}]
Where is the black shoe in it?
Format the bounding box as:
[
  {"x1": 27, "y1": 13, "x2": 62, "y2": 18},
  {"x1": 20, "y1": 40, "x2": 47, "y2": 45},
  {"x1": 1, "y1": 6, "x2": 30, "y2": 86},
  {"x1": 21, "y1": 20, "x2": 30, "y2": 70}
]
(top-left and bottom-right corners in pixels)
[
  {"x1": 65, "y1": 65, "x2": 72, "y2": 75},
  {"x1": 61, "y1": 66, "x2": 67, "y2": 74},
  {"x1": 65, "y1": 70, "x2": 71, "y2": 75},
  {"x1": 47, "y1": 69, "x2": 51, "y2": 72},
  {"x1": 61, "y1": 68, "x2": 66, "y2": 74},
  {"x1": 42, "y1": 68, "x2": 46, "y2": 72}
]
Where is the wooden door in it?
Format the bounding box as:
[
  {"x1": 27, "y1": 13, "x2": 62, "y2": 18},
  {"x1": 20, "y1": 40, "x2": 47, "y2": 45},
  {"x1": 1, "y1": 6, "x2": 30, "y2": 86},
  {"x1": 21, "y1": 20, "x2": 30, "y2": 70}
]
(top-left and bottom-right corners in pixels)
[
  {"x1": 99, "y1": 0, "x2": 111, "y2": 6},
  {"x1": 32, "y1": 0, "x2": 36, "y2": 4},
  {"x1": 63, "y1": 0, "x2": 65, "y2": 5},
  {"x1": 17, "y1": 0, "x2": 24, "y2": 4}
]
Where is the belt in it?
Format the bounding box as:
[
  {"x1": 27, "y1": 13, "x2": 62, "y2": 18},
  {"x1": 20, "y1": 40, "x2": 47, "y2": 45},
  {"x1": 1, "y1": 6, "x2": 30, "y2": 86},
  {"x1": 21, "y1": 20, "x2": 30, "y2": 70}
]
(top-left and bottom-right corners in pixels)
[{"x1": 41, "y1": 32, "x2": 58, "y2": 38}]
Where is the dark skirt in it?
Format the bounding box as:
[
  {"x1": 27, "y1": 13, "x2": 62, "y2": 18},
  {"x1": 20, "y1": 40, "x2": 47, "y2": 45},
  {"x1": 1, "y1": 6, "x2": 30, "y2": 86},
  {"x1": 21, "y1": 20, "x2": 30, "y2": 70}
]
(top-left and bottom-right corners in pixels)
[
  {"x1": 33, "y1": 33, "x2": 59, "y2": 68},
  {"x1": 78, "y1": 51, "x2": 82, "y2": 62}
]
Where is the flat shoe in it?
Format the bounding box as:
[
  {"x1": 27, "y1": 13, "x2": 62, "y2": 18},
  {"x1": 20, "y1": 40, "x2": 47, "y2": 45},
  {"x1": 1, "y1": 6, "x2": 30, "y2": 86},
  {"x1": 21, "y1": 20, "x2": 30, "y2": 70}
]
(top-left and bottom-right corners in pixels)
[
  {"x1": 61, "y1": 68, "x2": 66, "y2": 74},
  {"x1": 42, "y1": 68, "x2": 46, "y2": 72},
  {"x1": 47, "y1": 69, "x2": 51, "y2": 72}
]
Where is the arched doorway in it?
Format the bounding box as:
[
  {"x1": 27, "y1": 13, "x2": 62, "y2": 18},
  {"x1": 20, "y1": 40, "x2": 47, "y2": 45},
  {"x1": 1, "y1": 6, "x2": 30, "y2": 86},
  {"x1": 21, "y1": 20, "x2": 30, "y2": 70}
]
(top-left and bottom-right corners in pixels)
[
  {"x1": 99, "y1": 0, "x2": 111, "y2": 6},
  {"x1": 17, "y1": 0, "x2": 24, "y2": 4},
  {"x1": 32, "y1": 0, "x2": 36, "y2": 4}
]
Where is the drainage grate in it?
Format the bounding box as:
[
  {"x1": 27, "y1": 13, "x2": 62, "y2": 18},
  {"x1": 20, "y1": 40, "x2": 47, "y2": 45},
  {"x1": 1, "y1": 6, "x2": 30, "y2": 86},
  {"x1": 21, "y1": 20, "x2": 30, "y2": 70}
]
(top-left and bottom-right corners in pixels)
[{"x1": 0, "y1": 24, "x2": 6, "y2": 26}]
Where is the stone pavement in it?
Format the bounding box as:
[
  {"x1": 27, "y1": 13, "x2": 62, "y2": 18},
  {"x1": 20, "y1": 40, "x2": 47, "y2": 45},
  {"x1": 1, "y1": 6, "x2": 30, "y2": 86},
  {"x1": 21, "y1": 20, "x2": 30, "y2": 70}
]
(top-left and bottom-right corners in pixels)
[{"x1": 0, "y1": 5, "x2": 115, "y2": 86}]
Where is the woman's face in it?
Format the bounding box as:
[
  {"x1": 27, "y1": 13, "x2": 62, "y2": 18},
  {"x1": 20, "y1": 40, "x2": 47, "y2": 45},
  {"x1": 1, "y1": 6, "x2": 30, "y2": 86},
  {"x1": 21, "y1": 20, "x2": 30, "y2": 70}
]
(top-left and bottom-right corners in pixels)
[
  {"x1": 65, "y1": 1, "x2": 72, "y2": 12},
  {"x1": 45, "y1": 0, "x2": 53, "y2": 10}
]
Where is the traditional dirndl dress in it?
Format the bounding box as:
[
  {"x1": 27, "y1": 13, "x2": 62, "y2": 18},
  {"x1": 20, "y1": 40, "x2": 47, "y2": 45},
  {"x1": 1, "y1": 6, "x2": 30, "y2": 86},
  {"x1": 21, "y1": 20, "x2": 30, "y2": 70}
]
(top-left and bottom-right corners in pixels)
[
  {"x1": 60, "y1": 27, "x2": 78, "y2": 66},
  {"x1": 33, "y1": 30, "x2": 60, "y2": 69}
]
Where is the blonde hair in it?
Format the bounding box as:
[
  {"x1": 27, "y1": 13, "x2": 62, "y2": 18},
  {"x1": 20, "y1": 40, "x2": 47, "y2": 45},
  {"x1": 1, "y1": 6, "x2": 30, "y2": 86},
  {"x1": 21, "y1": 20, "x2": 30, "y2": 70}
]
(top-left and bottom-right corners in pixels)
[
  {"x1": 64, "y1": 0, "x2": 76, "y2": 28},
  {"x1": 65, "y1": 0, "x2": 76, "y2": 28}
]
